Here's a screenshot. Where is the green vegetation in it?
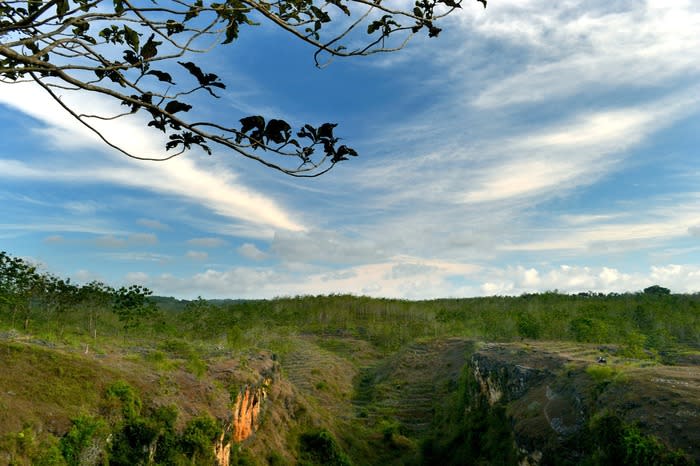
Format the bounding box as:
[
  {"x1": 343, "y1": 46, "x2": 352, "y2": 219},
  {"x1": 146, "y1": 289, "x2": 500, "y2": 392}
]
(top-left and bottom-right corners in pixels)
[
  {"x1": 1, "y1": 251, "x2": 698, "y2": 465},
  {"x1": 421, "y1": 362, "x2": 518, "y2": 465},
  {"x1": 298, "y1": 429, "x2": 352, "y2": 466},
  {"x1": 586, "y1": 412, "x2": 693, "y2": 466}
]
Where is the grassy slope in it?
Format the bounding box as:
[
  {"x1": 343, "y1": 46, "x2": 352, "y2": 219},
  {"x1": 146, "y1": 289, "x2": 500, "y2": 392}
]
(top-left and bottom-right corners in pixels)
[{"x1": 1, "y1": 291, "x2": 699, "y2": 464}]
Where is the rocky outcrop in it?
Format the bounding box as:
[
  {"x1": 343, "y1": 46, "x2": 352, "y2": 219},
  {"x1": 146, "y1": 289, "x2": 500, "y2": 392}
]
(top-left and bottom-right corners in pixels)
[
  {"x1": 213, "y1": 355, "x2": 279, "y2": 466},
  {"x1": 467, "y1": 343, "x2": 700, "y2": 465},
  {"x1": 215, "y1": 382, "x2": 271, "y2": 466}
]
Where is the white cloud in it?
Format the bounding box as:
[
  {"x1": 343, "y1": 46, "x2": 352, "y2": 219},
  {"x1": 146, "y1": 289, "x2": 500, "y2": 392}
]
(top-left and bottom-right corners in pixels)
[
  {"x1": 95, "y1": 235, "x2": 127, "y2": 248},
  {"x1": 137, "y1": 218, "x2": 170, "y2": 230},
  {"x1": 0, "y1": 82, "x2": 306, "y2": 236},
  {"x1": 478, "y1": 263, "x2": 700, "y2": 296},
  {"x1": 94, "y1": 233, "x2": 158, "y2": 248},
  {"x1": 130, "y1": 233, "x2": 158, "y2": 245},
  {"x1": 271, "y1": 230, "x2": 388, "y2": 265},
  {"x1": 237, "y1": 243, "x2": 268, "y2": 261},
  {"x1": 43, "y1": 235, "x2": 64, "y2": 244},
  {"x1": 104, "y1": 252, "x2": 171, "y2": 263},
  {"x1": 187, "y1": 237, "x2": 227, "y2": 248},
  {"x1": 186, "y1": 250, "x2": 209, "y2": 261},
  {"x1": 125, "y1": 272, "x2": 150, "y2": 284},
  {"x1": 137, "y1": 258, "x2": 479, "y2": 299},
  {"x1": 471, "y1": 1, "x2": 700, "y2": 108},
  {"x1": 64, "y1": 201, "x2": 101, "y2": 215}
]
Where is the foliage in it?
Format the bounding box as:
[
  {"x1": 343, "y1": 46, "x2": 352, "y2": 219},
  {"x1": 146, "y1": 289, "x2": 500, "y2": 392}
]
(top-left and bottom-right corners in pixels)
[
  {"x1": 104, "y1": 379, "x2": 143, "y2": 420},
  {"x1": 1, "y1": 254, "x2": 699, "y2": 464},
  {"x1": 420, "y1": 362, "x2": 518, "y2": 465},
  {"x1": 298, "y1": 429, "x2": 352, "y2": 466},
  {"x1": 112, "y1": 285, "x2": 158, "y2": 332},
  {"x1": 0, "y1": 0, "x2": 485, "y2": 175},
  {"x1": 644, "y1": 285, "x2": 671, "y2": 296},
  {"x1": 586, "y1": 413, "x2": 693, "y2": 466},
  {"x1": 2, "y1": 250, "x2": 699, "y2": 354},
  {"x1": 179, "y1": 415, "x2": 222, "y2": 464},
  {"x1": 59, "y1": 415, "x2": 108, "y2": 466}
]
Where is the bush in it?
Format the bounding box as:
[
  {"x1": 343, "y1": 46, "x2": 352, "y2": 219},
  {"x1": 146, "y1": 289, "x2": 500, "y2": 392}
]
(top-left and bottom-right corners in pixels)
[
  {"x1": 516, "y1": 312, "x2": 541, "y2": 339},
  {"x1": 588, "y1": 413, "x2": 693, "y2": 465},
  {"x1": 104, "y1": 380, "x2": 142, "y2": 421},
  {"x1": 59, "y1": 415, "x2": 107, "y2": 466},
  {"x1": 298, "y1": 429, "x2": 352, "y2": 466},
  {"x1": 180, "y1": 415, "x2": 221, "y2": 464}
]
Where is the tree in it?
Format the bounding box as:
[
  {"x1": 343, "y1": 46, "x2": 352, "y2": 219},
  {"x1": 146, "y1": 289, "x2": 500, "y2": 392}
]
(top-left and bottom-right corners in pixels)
[
  {"x1": 643, "y1": 285, "x2": 671, "y2": 296},
  {"x1": 112, "y1": 284, "x2": 157, "y2": 332},
  {"x1": 0, "y1": 0, "x2": 484, "y2": 176},
  {"x1": 79, "y1": 280, "x2": 115, "y2": 340},
  {"x1": 0, "y1": 251, "x2": 42, "y2": 330}
]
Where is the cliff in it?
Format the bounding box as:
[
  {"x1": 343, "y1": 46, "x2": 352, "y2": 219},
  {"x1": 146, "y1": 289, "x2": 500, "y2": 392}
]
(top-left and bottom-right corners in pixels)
[
  {"x1": 212, "y1": 353, "x2": 279, "y2": 466},
  {"x1": 467, "y1": 342, "x2": 700, "y2": 464}
]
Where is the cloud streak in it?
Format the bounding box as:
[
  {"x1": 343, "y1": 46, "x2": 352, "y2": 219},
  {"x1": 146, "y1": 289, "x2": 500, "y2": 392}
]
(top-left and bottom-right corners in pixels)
[{"x1": 0, "y1": 82, "x2": 305, "y2": 236}]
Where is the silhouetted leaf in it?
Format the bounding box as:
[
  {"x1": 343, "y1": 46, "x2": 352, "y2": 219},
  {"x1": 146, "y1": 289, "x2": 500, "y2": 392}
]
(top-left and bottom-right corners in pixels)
[
  {"x1": 317, "y1": 123, "x2": 337, "y2": 139},
  {"x1": 184, "y1": 0, "x2": 203, "y2": 21},
  {"x1": 123, "y1": 25, "x2": 139, "y2": 52},
  {"x1": 265, "y1": 119, "x2": 291, "y2": 144},
  {"x1": 327, "y1": 0, "x2": 350, "y2": 15},
  {"x1": 336, "y1": 145, "x2": 358, "y2": 157},
  {"x1": 240, "y1": 115, "x2": 265, "y2": 134},
  {"x1": 146, "y1": 70, "x2": 174, "y2": 84},
  {"x1": 140, "y1": 34, "x2": 161, "y2": 60},
  {"x1": 165, "y1": 20, "x2": 185, "y2": 36},
  {"x1": 179, "y1": 61, "x2": 204, "y2": 82},
  {"x1": 223, "y1": 19, "x2": 239, "y2": 44},
  {"x1": 164, "y1": 100, "x2": 192, "y2": 114},
  {"x1": 123, "y1": 50, "x2": 140, "y2": 65},
  {"x1": 297, "y1": 124, "x2": 317, "y2": 141}
]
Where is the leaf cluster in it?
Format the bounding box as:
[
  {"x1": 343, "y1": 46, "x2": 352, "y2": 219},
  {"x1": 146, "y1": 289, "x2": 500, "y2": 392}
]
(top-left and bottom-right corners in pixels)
[{"x1": 0, "y1": 0, "x2": 484, "y2": 175}]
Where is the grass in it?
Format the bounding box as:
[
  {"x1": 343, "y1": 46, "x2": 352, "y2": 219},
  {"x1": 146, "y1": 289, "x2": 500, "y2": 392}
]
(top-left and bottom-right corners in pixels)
[{"x1": 1, "y1": 261, "x2": 699, "y2": 465}]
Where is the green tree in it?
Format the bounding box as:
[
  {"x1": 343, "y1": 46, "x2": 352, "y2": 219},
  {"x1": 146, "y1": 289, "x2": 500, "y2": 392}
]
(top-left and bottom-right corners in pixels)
[
  {"x1": 643, "y1": 285, "x2": 671, "y2": 296},
  {"x1": 1, "y1": 0, "x2": 484, "y2": 176},
  {"x1": 0, "y1": 251, "x2": 43, "y2": 330},
  {"x1": 78, "y1": 281, "x2": 115, "y2": 340},
  {"x1": 112, "y1": 284, "x2": 157, "y2": 332}
]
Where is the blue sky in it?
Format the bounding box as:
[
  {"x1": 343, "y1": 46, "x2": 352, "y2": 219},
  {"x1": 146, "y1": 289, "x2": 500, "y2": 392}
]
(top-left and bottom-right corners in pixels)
[{"x1": 2, "y1": 0, "x2": 700, "y2": 299}]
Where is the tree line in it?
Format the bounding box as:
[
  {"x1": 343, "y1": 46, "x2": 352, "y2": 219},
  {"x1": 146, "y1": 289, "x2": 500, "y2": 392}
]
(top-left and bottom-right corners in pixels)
[{"x1": 0, "y1": 251, "x2": 156, "y2": 336}]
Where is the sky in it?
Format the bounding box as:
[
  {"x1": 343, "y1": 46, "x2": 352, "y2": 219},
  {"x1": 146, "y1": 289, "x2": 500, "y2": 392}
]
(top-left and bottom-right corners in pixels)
[{"x1": 2, "y1": 0, "x2": 700, "y2": 299}]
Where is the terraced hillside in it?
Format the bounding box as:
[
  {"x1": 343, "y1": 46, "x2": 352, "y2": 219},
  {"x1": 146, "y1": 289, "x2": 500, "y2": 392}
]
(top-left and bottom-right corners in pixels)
[{"x1": 1, "y1": 330, "x2": 698, "y2": 465}]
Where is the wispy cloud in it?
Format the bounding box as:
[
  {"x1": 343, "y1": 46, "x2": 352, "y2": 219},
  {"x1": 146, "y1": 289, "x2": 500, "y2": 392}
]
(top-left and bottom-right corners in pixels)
[
  {"x1": 0, "y1": 82, "x2": 306, "y2": 236},
  {"x1": 187, "y1": 237, "x2": 227, "y2": 248},
  {"x1": 186, "y1": 250, "x2": 209, "y2": 261},
  {"x1": 137, "y1": 219, "x2": 170, "y2": 231},
  {"x1": 93, "y1": 233, "x2": 158, "y2": 249}
]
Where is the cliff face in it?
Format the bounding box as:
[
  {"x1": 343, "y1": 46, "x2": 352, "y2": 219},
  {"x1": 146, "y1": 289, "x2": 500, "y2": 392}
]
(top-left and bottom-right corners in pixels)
[
  {"x1": 213, "y1": 354, "x2": 279, "y2": 466},
  {"x1": 467, "y1": 343, "x2": 700, "y2": 465}
]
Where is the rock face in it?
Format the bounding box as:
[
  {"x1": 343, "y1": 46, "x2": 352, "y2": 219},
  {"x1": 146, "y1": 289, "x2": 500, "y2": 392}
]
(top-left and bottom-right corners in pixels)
[
  {"x1": 467, "y1": 343, "x2": 700, "y2": 464},
  {"x1": 213, "y1": 354, "x2": 279, "y2": 466},
  {"x1": 215, "y1": 381, "x2": 271, "y2": 466},
  {"x1": 231, "y1": 379, "x2": 271, "y2": 442}
]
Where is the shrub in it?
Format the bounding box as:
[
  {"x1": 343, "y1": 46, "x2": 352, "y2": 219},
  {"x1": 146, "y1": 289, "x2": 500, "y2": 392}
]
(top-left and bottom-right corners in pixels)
[
  {"x1": 104, "y1": 380, "x2": 142, "y2": 421},
  {"x1": 180, "y1": 415, "x2": 221, "y2": 464},
  {"x1": 59, "y1": 415, "x2": 107, "y2": 466},
  {"x1": 298, "y1": 429, "x2": 352, "y2": 466}
]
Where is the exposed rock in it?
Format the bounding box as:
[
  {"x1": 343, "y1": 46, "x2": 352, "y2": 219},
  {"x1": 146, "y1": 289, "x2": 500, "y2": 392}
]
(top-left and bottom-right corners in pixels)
[
  {"x1": 214, "y1": 354, "x2": 278, "y2": 466},
  {"x1": 467, "y1": 342, "x2": 700, "y2": 464}
]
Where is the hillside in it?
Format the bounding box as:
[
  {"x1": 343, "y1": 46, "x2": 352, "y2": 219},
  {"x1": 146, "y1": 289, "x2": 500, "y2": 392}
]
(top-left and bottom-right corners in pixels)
[
  {"x1": 1, "y1": 331, "x2": 698, "y2": 465},
  {"x1": 1, "y1": 254, "x2": 699, "y2": 464}
]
